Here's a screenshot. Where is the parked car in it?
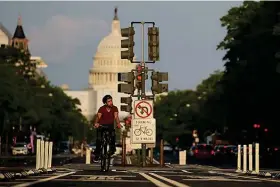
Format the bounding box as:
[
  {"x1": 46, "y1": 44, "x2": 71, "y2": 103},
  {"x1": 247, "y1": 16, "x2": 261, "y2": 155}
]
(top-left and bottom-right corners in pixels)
[
  {"x1": 188, "y1": 144, "x2": 215, "y2": 160},
  {"x1": 11, "y1": 142, "x2": 28, "y2": 156},
  {"x1": 214, "y1": 145, "x2": 236, "y2": 156}
]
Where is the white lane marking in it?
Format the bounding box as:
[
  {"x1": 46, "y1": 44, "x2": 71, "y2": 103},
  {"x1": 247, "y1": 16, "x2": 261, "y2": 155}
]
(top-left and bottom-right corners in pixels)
[
  {"x1": 149, "y1": 173, "x2": 190, "y2": 187},
  {"x1": 183, "y1": 178, "x2": 259, "y2": 182},
  {"x1": 72, "y1": 175, "x2": 136, "y2": 177},
  {"x1": 53, "y1": 179, "x2": 148, "y2": 182},
  {"x1": 111, "y1": 170, "x2": 128, "y2": 172},
  {"x1": 182, "y1": 170, "x2": 192, "y2": 173},
  {"x1": 139, "y1": 173, "x2": 172, "y2": 187},
  {"x1": 216, "y1": 171, "x2": 280, "y2": 183},
  {"x1": 12, "y1": 171, "x2": 76, "y2": 187},
  {"x1": 166, "y1": 165, "x2": 173, "y2": 168},
  {"x1": 153, "y1": 159, "x2": 160, "y2": 164}
]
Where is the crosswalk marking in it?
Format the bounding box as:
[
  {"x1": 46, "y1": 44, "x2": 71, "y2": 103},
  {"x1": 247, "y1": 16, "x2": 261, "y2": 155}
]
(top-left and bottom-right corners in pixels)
[
  {"x1": 182, "y1": 170, "x2": 192, "y2": 173},
  {"x1": 139, "y1": 173, "x2": 172, "y2": 187},
  {"x1": 149, "y1": 173, "x2": 190, "y2": 187}
]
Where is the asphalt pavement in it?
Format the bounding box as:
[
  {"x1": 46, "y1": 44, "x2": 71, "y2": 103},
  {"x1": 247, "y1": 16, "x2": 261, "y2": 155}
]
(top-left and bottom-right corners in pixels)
[{"x1": 2, "y1": 161, "x2": 280, "y2": 187}]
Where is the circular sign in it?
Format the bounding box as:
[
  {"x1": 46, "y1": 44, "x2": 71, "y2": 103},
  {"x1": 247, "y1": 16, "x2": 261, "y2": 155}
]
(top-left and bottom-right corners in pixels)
[{"x1": 135, "y1": 101, "x2": 153, "y2": 118}]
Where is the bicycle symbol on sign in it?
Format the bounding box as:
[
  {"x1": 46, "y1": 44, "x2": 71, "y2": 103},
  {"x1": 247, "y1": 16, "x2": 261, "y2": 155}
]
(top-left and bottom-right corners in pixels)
[{"x1": 134, "y1": 126, "x2": 153, "y2": 136}]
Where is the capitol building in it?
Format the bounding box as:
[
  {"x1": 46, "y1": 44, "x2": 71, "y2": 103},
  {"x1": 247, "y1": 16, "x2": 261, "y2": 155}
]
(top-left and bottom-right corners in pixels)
[
  {"x1": 62, "y1": 9, "x2": 137, "y2": 121},
  {"x1": 61, "y1": 9, "x2": 168, "y2": 122}
]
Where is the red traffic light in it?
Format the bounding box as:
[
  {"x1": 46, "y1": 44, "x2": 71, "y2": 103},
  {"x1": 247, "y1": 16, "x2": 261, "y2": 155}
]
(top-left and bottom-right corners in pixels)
[
  {"x1": 253, "y1": 124, "x2": 260, "y2": 128},
  {"x1": 137, "y1": 75, "x2": 142, "y2": 81},
  {"x1": 176, "y1": 137, "x2": 179, "y2": 142},
  {"x1": 264, "y1": 128, "x2": 268, "y2": 132}
]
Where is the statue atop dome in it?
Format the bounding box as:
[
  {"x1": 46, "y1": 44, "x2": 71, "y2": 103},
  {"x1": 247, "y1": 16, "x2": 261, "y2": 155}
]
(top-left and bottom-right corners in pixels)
[{"x1": 113, "y1": 7, "x2": 118, "y2": 20}]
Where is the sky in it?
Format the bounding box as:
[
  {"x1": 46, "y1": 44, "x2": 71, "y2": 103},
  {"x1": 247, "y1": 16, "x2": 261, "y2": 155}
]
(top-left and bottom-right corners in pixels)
[{"x1": 0, "y1": 1, "x2": 242, "y2": 91}]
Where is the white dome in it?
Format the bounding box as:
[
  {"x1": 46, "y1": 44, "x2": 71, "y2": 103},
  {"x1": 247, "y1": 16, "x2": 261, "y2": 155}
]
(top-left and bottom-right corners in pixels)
[{"x1": 92, "y1": 15, "x2": 136, "y2": 71}]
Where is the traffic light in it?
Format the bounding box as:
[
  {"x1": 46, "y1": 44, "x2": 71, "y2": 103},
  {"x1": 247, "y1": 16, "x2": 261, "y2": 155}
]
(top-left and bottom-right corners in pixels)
[
  {"x1": 136, "y1": 65, "x2": 142, "y2": 90},
  {"x1": 118, "y1": 72, "x2": 135, "y2": 94},
  {"x1": 253, "y1": 124, "x2": 260, "y2": 128},
  {"x1": 121, "y1": 27, "x2": 135, "y2": 61},
  {"x1": 120, "y1": 97, "x2": 133, "y2": 113},
  {"x1": 151, "y1": 71, "x2": 168, "y2": 95},
  {"x1": 148, "y1": 27, "x2": 159, "y2": 61}
]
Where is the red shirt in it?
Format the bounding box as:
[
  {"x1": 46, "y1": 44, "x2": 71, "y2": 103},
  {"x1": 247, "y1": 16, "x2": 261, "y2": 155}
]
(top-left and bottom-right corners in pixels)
[{"x1": 98, "y1": 105, "x2": 118, "y2": 125}]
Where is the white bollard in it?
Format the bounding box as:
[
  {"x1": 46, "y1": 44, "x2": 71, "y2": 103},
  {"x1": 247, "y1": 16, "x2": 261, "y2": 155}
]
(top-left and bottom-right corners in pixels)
[
  {"x1": 252, "y1": 143, "x2": 259, "y2": 174},
  {"x1": 86, "y1": 148, "x2": 91, "y2": 164},
  {"x1": 48, "y1": 142, "x2": 53, "y2": 168},
  {"x1": 236, "y1": 144, "x2": 242, "y2": 172},
  {"x1": 249, "y1": 144, "x2": 253, "y2": 171},
  {"x1": 44, "y1": 141, "x2": 49, "y2": 169},
  {"x1": 40, "y1": 140, "x2": 45, "y2": 169},
  {"x1": 179, "y1": 150, "x2": 186, "y2": 165},
  {"x1": 36, "y1": 139, "x2": 41, "y2": 170},
  {"x1": 243, "y1": 145, "x2": 247, "y2": 173}
]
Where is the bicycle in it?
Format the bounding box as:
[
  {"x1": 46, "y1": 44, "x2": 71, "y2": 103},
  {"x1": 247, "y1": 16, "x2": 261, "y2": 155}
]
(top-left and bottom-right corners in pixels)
[
  {"x1": 99, "y1": 125, "x2": 112, "y2": 172},
  {"x1": 134, "y1": 126, "x2": 153, "y2": 136}
]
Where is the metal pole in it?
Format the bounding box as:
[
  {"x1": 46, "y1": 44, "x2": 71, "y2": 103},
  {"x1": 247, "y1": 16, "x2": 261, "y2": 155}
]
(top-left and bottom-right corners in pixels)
[
  {"x1": 236, "y1": 144, "x2": 242, "y2": 172},
  {"x1": 255, "y1": 143, "x2": 259, "y2": 174},
  {"x1": 36, "y1": 139, "x2": 41, "y2": 170},
  {"x1": 249, "y1": 144, "x2": 253, "y2": 171},
  {"x1": 243, "y1": 145, "x2": 247, "y2": 173},
  {"x1": 150, "y1": 147, "x2": 154, "y2": 164},
  {"x1": 122, "y1": 133, "x2": 126, "y2": 166},
  {"x1": 160, "y1": 139, "x2": 164, "y2": 167},
  {"x1": 141, "y1": 22, "x2": 146, "y2": 167}
]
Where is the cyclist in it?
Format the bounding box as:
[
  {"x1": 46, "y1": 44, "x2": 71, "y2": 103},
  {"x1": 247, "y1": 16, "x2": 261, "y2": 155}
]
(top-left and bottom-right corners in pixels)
[{"x1": 93, "y1": 95, "x2": 121, "y2": 162}]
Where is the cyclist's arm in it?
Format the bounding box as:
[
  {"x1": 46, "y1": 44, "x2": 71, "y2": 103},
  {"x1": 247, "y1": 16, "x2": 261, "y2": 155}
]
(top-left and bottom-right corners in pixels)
[
  {"x1": 114, "y1": 106, "x2": 120, "y2": 124},
  {"x1": 95, "y1": 113, "x2": 102, "y2": 124}
]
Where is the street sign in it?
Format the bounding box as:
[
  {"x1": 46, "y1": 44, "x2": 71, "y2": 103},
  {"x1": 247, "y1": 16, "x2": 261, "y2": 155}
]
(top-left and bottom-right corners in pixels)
[
  {"x1": 134, "y1": 100, "x2": 153, "y2": 119},
  {"x1": 131, "y1": 118, "x2": 156, "y2": 144}
]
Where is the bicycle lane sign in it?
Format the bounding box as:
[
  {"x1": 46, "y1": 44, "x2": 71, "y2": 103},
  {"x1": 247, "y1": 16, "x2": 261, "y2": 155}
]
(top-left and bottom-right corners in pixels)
[
  {"x1": 131, "y1": 118, "x2": 156, "y2": 144},
  {"x1": 134, "y1": 100, "x2": 153, "y2": 119}
]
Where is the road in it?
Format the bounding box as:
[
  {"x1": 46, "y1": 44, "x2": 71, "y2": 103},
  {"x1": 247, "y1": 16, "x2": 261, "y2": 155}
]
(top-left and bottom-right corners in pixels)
[
  {"x1": 1, "y1": 162, "x2": 280, "y2": 187},
  {"x1": 0, "y1": 154, "x2": 76, "y2": 167}
]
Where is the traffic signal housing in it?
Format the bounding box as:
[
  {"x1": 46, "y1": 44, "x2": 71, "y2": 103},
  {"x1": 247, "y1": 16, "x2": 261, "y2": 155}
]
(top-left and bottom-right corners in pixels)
[
  {"x1": 120, "y1": 97, "x2": 133, "y2": 113},
  {"x1": 121, "y1": 27, "x2": 135, "y2": 62},
  {"x1": 148, "y1": 27, "x2": 159, "y2": 62},
  {"x1": 118, "y1": 72, "x2": 135, "y2": 94},
  {"x1": 136, "y1": 65, "x2": 142, "y2": 90},
  {"x1": 151, "y1": 71, "x2": 168, "y2": 95}
]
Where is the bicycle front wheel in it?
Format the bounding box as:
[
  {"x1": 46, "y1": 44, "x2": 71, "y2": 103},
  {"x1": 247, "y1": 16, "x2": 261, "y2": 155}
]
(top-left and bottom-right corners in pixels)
[{"x1": 101, "y1": 141, "x2": 110, "y2": 172}]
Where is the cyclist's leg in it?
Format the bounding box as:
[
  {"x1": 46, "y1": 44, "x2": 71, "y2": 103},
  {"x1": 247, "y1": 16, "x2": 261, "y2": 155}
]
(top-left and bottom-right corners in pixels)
[{"x1": 94, "y1": 128, "x2": 102, "y2": 160}]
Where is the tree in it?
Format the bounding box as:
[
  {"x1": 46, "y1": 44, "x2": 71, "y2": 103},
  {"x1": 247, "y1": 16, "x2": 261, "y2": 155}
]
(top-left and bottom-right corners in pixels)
[
  {"x1": 215, "y1": 1, "x2": 280, "y2": 144},
  {"x1": 0, "y1": 45, "x2": 89, "y2": 143}
]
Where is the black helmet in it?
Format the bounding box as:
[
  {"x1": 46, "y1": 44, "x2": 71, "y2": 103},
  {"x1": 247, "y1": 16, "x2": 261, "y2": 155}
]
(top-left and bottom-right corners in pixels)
[{"x1": 102, "y1": 95, "x2": 113, "y2": 104}]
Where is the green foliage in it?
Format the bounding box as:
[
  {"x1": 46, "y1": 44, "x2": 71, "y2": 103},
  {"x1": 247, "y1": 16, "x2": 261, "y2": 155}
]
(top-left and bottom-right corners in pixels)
[
  {"x1": 0, "y1": 46, "x2": 89, "y2": 142},
  {"x1": 154, "y1": 70, "x2": 223, "y2": 147}
]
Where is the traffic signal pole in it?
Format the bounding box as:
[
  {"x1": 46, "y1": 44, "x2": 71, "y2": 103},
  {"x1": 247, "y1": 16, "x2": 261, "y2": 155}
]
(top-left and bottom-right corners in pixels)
[
  {"x1": 119, "y1": 21, "x2": 167, "y2": 168},
  {"x1": 140, "y1": 22, "x2": 147, "y2": 167}
]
